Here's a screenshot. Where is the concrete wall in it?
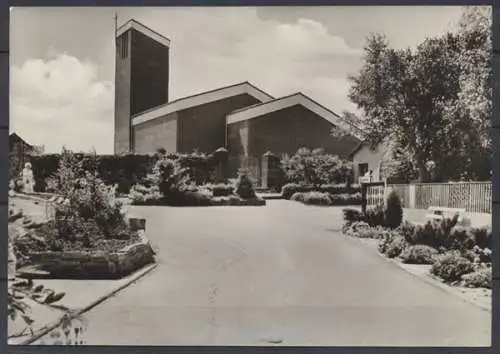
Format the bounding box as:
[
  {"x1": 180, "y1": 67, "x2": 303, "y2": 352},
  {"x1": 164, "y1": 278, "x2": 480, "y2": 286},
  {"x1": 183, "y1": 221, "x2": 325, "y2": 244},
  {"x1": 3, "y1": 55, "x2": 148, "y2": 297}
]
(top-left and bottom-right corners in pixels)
[
  {"x1": 114, "y1": 28, "x2": 170, "y2": 154},
  {"x1": 114, "y1": 31, "x2": 132, "y2": 154},
  {"x1": 133, "y1": 112, "x2": 178, "y2": 154},
  {"x1": 130, "y1": 29, "x2": 170, "y2": 117},
  {"x1": 176, "y1": 93, "x2": 261, "y2": 154}
]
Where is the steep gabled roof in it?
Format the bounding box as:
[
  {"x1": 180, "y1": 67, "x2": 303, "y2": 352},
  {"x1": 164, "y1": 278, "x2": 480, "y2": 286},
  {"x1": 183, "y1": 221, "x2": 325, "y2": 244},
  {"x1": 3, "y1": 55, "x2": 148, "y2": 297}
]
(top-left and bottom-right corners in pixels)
[
  {"x1": 117, "y1": 19, "x2": 171, "y2": 47},
  {"x1": 132, "y1": 81, "x2": 274, "y2": 126},
  {"x1": 226, "y1": 92, "x2": 364, "y2": 141}
]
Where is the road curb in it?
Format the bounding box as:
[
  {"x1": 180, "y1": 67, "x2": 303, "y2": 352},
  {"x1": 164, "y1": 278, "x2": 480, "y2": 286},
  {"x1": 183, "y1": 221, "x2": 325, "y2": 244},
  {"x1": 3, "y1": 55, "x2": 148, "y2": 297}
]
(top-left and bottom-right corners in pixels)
[
  {"x1": 345, "y1": 236, "x2": 492, "y2": 313},
  {"x1": 13, "y1": 262, "x2": 159, "y2": 345}
]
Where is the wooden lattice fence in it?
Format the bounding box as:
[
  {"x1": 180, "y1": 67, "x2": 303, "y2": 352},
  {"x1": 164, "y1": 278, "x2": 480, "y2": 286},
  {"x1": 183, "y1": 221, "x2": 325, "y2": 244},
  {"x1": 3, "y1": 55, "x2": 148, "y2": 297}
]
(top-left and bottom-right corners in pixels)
[{"x1": 366, "y1": 182, "x2": 491, "y2": 213}]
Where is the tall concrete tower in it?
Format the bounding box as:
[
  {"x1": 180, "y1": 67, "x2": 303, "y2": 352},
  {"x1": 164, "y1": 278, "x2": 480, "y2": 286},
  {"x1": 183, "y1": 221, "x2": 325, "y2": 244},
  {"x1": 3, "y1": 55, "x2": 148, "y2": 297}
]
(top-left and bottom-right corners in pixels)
[{"x1": 114, "y1": 19, "x2": 170, "y2": 154}]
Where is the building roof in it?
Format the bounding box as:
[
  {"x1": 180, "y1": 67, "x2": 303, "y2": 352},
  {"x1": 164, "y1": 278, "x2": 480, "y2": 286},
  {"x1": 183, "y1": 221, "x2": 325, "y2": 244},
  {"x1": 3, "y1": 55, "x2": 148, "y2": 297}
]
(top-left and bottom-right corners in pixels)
[
  {"x1": 226, "y1": 92, "x2": 364, "y2": 141},
  {"x1": 117, "y1": 19, "x2": 171, "y2": 47},
  {"x1": 132, "y1": 81, "x2": 274, "y2": 126}
]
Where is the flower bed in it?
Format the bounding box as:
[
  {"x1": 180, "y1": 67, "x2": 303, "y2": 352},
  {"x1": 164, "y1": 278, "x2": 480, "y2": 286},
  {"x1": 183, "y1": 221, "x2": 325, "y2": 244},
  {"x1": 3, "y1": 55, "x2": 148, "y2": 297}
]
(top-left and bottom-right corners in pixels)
[
  {"x1": 340, "y1": 191, "x2": 492, "y2": 290},
  {"x1": 129, "y1": 158, "x2": 266, "y2": 207},
  {"x1": 22, "y1": 228, "x2": 154, "y2": 279}
]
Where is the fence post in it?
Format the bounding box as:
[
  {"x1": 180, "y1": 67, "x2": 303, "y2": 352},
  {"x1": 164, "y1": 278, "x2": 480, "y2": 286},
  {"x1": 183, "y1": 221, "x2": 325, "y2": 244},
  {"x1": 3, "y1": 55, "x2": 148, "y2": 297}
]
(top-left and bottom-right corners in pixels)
[{"x1": 409, "y1": 184, "x2": 416, "y2": 209}]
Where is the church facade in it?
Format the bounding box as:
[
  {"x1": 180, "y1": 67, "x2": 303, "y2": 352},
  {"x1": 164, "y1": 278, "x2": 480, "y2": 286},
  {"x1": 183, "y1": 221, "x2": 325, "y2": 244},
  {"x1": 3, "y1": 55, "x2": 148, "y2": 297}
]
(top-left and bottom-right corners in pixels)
[{"x1": 114, "y1": 20, "x2": 362, "y2": 183}]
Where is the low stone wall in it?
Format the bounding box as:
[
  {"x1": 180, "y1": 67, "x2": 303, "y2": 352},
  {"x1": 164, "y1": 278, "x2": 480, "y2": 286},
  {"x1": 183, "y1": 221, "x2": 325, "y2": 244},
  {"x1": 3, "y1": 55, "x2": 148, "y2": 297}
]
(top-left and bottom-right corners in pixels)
[{"x1": 25, "y1": 218, "x2": 154, "y2": 279}]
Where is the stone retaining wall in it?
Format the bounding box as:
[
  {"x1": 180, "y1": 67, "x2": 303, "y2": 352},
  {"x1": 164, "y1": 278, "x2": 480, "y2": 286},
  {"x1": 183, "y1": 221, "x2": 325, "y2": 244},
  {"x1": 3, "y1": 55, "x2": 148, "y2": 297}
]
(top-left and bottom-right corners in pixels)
[{"x1": 26, "y1": 218, "x2": 154, "y2": 279}]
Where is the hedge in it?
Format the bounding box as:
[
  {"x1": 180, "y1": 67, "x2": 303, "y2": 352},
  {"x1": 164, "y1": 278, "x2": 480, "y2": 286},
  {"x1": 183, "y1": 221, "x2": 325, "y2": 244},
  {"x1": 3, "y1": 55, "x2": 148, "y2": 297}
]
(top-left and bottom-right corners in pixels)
[{"x1": 31, "y1": 153, "x2": 157, "y2": 194}]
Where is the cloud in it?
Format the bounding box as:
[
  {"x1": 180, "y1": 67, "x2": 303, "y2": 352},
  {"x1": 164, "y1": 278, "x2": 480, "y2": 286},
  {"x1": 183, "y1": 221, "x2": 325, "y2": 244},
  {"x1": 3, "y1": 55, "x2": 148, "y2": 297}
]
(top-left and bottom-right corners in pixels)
[
  {"x1": 149, "y1": 8, "x2": 362, "y2": 114},
  {"x1": 10, "y1": 53, "x2": 114, "y2": 153},
  {"x1": 11, "y1": 8, "x2": 364, "y2": 153}
]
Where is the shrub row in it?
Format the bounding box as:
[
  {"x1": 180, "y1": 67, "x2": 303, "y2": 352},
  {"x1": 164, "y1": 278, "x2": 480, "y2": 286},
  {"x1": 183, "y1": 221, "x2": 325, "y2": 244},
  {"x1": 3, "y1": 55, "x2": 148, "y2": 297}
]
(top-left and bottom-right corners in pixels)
[
  {"x1": 291, "y1": 191, "x2": 362, "y2": 206},
  {"x1": 282, "y1": 183, "x2": 361, "y2": 200},
  {"x1": 29, "y1": 150, "x2": 230, "y2": 195},
  {"x1": 31, "y1": 154, "x2": 157, "y2": 194}
]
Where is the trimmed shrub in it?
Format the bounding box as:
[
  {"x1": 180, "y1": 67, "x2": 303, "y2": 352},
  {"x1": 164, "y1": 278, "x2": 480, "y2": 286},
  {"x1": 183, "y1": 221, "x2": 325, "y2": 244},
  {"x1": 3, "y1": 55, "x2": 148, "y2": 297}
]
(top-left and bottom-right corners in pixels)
[
  {"x1": 290, "y1": 192, "x2": 306, "y2": 203},
  {"x1": 461, "y1": 266, "x2": 492, "y2": 289},
  {"x1": 342, "y1": 208, "x2": 364, "y2": 224},
  {"x1": 281, "y1": 183, "x2": 313, "y2": 199},
  {"x1": 31, "y1": 153, "x2": 157, "y2": 194},
  {"x1": 384, "y1": 190, "x2": 403, "y2": 229},
  {"x1": 301, "y1": 192, "x2": 331, "y2": 206},
  {"x1": 318, "y1": 183, "x2": 361, "y2": 195},
  {"x1": 430, "y1": 251, "x2": 475, "y2": 283},
  {"x1": 400, "y1": 245, "x2": 438, "y2": 264},
  {"x1": 235, "y1": 173, "x2": 256, "y2": 199},
  {"x1": 211, "y1": 183, "x2": 234, "y2": 197},
  {"x1": 329, "y1": 193, "x2": 362, "y2": 206}
]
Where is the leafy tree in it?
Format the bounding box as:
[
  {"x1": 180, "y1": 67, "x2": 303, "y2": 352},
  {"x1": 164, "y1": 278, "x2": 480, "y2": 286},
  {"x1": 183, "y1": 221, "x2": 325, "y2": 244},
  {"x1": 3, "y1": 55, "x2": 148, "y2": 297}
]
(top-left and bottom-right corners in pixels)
[
  {"x1": 281, "y1": 148, "x2": 353, "y2": 187},
  {"x1": 347, "y1": 6, "x2": 491, "y2": 182}
]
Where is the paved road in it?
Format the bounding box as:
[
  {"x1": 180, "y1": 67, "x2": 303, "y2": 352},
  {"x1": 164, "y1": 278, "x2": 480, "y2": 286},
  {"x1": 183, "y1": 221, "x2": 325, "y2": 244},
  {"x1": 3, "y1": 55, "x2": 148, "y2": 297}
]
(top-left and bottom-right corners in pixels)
[{"x1": 80, "y1": 200, "x2": 490, "y2": 346}]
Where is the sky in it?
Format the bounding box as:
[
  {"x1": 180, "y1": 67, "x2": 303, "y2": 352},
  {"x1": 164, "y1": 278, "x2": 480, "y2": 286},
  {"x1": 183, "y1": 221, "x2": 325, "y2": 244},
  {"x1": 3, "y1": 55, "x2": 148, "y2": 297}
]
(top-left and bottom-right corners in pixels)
[{"x1": 10, "y1": 6, "x2": 467, "y2": 154}]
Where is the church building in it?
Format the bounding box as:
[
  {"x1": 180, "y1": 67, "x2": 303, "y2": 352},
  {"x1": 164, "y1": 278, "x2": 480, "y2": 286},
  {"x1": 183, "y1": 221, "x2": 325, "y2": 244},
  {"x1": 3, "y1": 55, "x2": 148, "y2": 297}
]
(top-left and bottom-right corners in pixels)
[{"x1": 114, "y1": 20, "x2": 362, "y2": 183}]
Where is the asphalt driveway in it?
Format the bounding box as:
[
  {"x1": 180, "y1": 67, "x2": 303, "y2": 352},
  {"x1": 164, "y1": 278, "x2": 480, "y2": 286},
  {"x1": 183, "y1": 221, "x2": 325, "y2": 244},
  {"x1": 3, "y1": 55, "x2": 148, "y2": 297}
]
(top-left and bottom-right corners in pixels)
[{"x1": 78, "y1": 200, "x2": 491, "y2": 346}]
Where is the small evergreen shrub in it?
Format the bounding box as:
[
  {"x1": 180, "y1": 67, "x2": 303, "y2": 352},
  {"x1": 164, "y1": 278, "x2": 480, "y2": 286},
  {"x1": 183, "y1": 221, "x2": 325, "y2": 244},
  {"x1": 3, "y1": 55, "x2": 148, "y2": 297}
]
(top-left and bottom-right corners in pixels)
[
  {"x1": 400, "y1": 245, "x2": 438, "y2": 264},
  {"x1": 235, "y1": 173, "x2": 257, "y2": 199},
  {"x1": 461, "y1": 266, "x2": 492, "y2": 289},
  {"x1": 430, "y1": 251, "x2": 475, "y2": 283},
  {"x1": 384, "y1": 190, "x2": 403, "y2": 229}
]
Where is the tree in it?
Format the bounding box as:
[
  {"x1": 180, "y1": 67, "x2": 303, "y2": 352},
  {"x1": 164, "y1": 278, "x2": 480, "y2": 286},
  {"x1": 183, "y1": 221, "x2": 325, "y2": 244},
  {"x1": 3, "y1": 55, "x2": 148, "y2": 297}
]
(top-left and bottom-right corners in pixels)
[{"x1": 347, "y1": 6, "x2": 491, "y2": 182}]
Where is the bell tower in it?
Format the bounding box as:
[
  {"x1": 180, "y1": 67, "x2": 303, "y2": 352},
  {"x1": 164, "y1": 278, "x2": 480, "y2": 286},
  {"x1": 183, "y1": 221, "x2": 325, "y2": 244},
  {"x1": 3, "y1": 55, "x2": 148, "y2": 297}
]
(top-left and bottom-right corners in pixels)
[{"x1": 114, "y1": 19, "x2": 170, "y2": 154}]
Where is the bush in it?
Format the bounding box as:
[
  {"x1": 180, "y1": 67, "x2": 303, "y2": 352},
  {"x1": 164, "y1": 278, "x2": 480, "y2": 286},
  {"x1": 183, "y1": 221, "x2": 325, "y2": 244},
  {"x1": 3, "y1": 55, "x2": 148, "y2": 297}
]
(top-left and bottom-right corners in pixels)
[
  {"x1": 300, "y1": 191, "x2": 332, "y2": 206},
  {"x1": 409, "y1": 215, "x2": 459, "y2": 249},
  {"x1": 400, "y1": 245, "x2": 438, "y2": 264},
  {"x1": 318, "y1": 183, "x2": 361, "y2": 195},
  {"x1": 281, "y1": 183, "x2": 313, "y2": 199},
  {"x1": 348, "y1": 225, "x2": 390, "y2": 240},
  {"x1": 235, "y1": 173, "x2": 256, "y2": 199},
  {"x1": 378, "y1": 231, "x2": 407, "y2": 258},
  {"x1": 365, "y1": 204, "x2": 385, "y2": 227},
  {"x1": 461, "y1": 266, "x2": 492, "y2": 289},
  {"x1": 329, "y1": 193, "x2": 362, "y2": 206},
  {"x1": 343, "y1": 208, "x2": 364, "y2": 224},
  {"x1": 290, "y1": 192, "x2": 305, "y2": 203},
  {"x1": 397, "y1": 221, "x2": 417, "y2": 244},
  {"x1": 384, "y1": 190, "x2": 403, "y2": 229},
  {"x1": 281, "y1": 148, "x2": 353, "y2": 186},
  {"x1": 470, "y1": 227, "x2": 492, "y2": 249},
  {"x1": 430, "y1": 251, "x2": 475, "y2": 283},
  {"x1": 129, "y1": 184, "x2": 163, "y2": 205},
  {"x1": 31, "y1": 153, "x2": 156, "y2": 194},
  {"x1": 211, "y1": 183, "x2": 234, "y2": 197}
]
